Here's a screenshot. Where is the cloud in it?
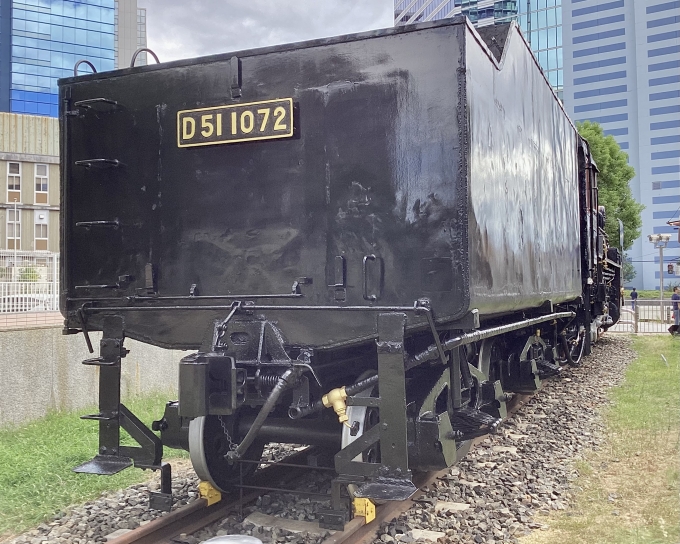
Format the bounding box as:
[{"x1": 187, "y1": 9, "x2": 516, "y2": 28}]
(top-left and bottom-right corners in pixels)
[{"x1": 136, "y1": 0, "x2": 394, "y2": 63}]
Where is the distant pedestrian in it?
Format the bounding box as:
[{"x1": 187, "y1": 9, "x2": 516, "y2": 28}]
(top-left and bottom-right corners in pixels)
[
  {"x1": 620, "y1": 286, "x2": 625, "y2": 307},
  {"x1": 670, "y1": 286, "x2": 680, "y2": 336},
  {"x1": 630, "y1": 287, "x2": 638, "y2": 310}
]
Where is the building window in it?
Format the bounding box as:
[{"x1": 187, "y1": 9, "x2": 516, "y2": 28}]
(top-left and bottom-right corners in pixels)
[
  {"x1": 8, "y1": 162, "x2": 21, "y2": 202},
  {"x1": 7, "y1": 208, "x2": 21, "y2": 250},
  {"x1": 35, "y1": 164, "x2": 48, "y2": 204},
  {"x1": 34, "y1": 211, "x2": 48, "y2": 251}
]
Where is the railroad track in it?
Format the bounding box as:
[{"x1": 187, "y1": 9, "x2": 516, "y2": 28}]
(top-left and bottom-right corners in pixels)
[{"x1": 109, "y1": 394, "x2": 532, "y2": 544}]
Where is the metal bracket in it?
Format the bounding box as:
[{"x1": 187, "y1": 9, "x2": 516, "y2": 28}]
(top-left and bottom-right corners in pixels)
[
  {"x1": 75, "y1": 316, "x2": 165, "y2": 488},
  {"x1": 292, "y1": 276, "x2": 312, "y2": 294},
  {"x1": 230, "y1": 56, "x2": 242, "y2": 99},
  {"x1": 147, "y1": 462, "x2": 173, "y2": 511},
  {"x1": 318, "y1": 509, "x2": 349, "y2": 531}
]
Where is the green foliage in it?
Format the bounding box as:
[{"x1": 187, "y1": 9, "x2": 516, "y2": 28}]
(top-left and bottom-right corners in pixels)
[
  {"x1": 18, "y1": 267, "x2": 40, "y2": 282},
  {"x1": 622, "y1": 253, "x2": 636, "y2": 283},
  {"x1": 625, "y1": 288, "x2": 677, "y2": 299},
  {"x1": 577, "y1": 121, "x2": 644, "y2": 251},
  {"x1": 0, "y1": 267, "x2": 11, "y2": 281}
]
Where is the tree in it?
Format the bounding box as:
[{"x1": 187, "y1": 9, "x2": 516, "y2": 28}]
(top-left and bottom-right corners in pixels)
[
  {"x1": 622, "y1": 253, "x2": 636, "y2": 283},
  {"x1": 19, "y1": 267, "x2": 40, "y2": 282},
  {"x1": 577, "y1": 121, "x2": 644, "y2": 251}
]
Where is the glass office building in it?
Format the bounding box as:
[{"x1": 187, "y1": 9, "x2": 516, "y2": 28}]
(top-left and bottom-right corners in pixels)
[
  {"x1": 0, "y1": 0, "x2": 145, "y2": 118},
  {"x1": 563, "y1": 0, "x2": 680, "y2": 289},
  {"x1": 395, "y1": 0, "x2": 564, "y2": 99},
  {"x1": 4, "y1": 0, "x2": 115, "y2": 117}
]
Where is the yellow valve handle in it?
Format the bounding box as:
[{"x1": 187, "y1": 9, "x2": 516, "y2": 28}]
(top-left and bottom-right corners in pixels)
[{"x1": 322, "y1": 386, "x2": 352, "y2": 427}]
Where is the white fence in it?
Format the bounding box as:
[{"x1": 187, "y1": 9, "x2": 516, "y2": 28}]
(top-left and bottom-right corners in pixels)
[
  {"x1": 609, "y1": 300, "x2": 678, "y2": 334},
  {"x1": 0, "y1": 250, "x2": 59, "y2": 313}
]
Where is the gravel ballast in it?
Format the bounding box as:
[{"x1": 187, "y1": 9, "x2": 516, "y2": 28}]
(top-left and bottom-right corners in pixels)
[{"x1": 4, "y1": 335, "x2": 634, "y2": 544}]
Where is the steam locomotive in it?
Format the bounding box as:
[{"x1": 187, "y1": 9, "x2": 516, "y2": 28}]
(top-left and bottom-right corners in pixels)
[{"x1": 59, "y1": 17, "x2": 621, "y2": 522}]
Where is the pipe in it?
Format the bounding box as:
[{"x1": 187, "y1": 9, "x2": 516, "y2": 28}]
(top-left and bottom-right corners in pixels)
[
  {"x1": 559, "y1": 332, "x2": 577, "y2": 366},
  {"x1": 288, "y1": 374, "x2": 379, "y2": 420},
  {"x1": 237, "y1": 416, "x2": 342, "y2": 449},
  {"x1": 406, "y1": 311, "x2": 575, "y2": 370},
  {"x1": 226, "y1": 368, "x2": 299, "y2": 460}
]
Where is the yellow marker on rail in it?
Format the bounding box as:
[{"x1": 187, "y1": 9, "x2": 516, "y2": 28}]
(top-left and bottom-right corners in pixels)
[
  {"x1": 198, "y1": 481, "x2": 222, "y2": 506},
  {"x1": 353, "y1": 497, "x2": 376, "y2": 523}
]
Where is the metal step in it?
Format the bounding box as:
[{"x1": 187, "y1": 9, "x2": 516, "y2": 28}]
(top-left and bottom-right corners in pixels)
[
  {"x1": 82, "y1": 356, "x2": 117, "y2": 366},
  {"x1": 73, "y1": 454, "x2": 132, "y2": 475},
  {"x1": 450, "y1": 406, "x2": 502, "y2": 442},
  {"x1": 537, "y1": 359, "x2": 562, "y2": 379}
]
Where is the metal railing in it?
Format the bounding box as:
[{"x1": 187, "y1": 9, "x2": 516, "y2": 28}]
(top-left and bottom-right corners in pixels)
[
  {"x1": 0, "y1": 250, "x2": 59, "y2": 314},
  {"x1": 609, "y1": 300, "x2": 678, "y2": 334}
]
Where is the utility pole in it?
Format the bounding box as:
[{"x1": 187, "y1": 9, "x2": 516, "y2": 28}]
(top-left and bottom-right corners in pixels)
[{"x1": 648, "y1": 234, "x2": 671, "y2": 324}]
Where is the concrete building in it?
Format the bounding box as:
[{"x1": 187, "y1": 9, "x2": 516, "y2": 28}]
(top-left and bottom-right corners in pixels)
[
  {"x1": 0, "y1": 1, "x2": 147, "y2": 253},
  {"x1": 114, "y1": 0, "x2": 147, "y2": 69},
  {"x1": 563, "y1": 0, "x2": 680, "y2": 289},
  {"x1": 395, "y1": 0, "x2": 565, "y2": 98},
  {"x1": 0, "y1": 112, "x2": 59, "y2": 253},
  {"x1": 0, "y1": 0, "x2": 146, "y2": 118}
]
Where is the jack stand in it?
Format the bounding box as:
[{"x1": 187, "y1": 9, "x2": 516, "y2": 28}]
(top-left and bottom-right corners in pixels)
[
  {"x1": 318, "y1": 477, "x2": 354, "y2": 530},
  {"x1": 148, "y1": 462, "x2": 173, "y2": 511}
]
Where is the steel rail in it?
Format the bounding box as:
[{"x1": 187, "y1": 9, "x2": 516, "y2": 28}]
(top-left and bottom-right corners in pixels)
[
  {"x1": 106, "y1": 448, "x2": 322, "y2": 544},
  {"x1": 108, "y1": 392, "x2": 534, "y2": 544}
]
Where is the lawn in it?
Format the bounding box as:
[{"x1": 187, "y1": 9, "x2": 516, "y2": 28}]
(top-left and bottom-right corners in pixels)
[
  {"x1": 623, "y1": 288, "x2": 679, "y2": 300},
  {"x1": 0, "y1": 391, "x2": 187, "y2": 539},
  {"x1": 521, "y1": 335, "x2": 680, "y2": 544}
]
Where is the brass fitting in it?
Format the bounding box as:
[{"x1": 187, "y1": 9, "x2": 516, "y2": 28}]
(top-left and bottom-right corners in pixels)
[{"x1": 322, "y1": 386, "x2": 350, "y2": 427}]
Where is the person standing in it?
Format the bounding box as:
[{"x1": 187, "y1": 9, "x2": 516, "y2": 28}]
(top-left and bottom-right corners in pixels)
[
  {"x1": 670, "y1": 286, "x2": 680, "y2": 336},
  {"x1": 630, "y1": 287, "x2": 638, "y2": 310}
]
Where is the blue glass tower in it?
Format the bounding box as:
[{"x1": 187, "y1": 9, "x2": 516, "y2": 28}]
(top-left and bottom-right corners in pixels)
[
  {"x1": 0, "y1": 0, "x2": 115, "y2": 117},
  {"x1": 395, "y1": 0, "x2": 564, "y2": 99}
]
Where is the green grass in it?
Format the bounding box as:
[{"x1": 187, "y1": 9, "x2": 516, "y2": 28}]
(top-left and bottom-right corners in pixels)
[
  {"x1": 0, "y1": 391, "x2": 187, "y2": 539},
  {"x1": 624, "y1": 288, "x2": 679, "y2": 299},
  {"x1": 521, "y1": 335, "x2": 680, "y2": 544}
]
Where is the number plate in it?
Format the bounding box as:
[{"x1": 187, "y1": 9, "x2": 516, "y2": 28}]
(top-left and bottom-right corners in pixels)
[{"x1": 177, "y1": 98, "x2": 294, "y2": 148}]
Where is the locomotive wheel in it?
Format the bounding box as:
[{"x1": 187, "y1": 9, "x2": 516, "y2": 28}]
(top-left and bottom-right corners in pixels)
[
  {"x1": 188, "y1": 415, "x2": 265, "y2": 492},
  {"x1": 341, "y1": 371, "x2": 380, "y2": 463}
]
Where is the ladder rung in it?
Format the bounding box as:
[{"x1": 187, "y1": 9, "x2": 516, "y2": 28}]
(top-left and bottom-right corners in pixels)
[
  {"x1": 82, "y1": 357, "x2": 117, "y2": 366},
  {"x1": 81, "y1": 413, "x2": 117, "y2": 421}
]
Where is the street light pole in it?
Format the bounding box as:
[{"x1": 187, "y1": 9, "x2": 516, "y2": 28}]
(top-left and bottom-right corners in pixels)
[
  {"x1": 649, "y1": 234, "x2": 672, "y2": 323},
  {"x1": 13, "y1": 198, "x2": 17, "y2": 282}
]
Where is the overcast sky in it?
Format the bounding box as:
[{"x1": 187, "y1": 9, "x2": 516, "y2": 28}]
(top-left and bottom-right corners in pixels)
[{"x1": 136, "y1": 0, "x2": 394, "y2": 63}]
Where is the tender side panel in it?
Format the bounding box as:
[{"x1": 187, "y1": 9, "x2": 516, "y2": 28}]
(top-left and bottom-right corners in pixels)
[
  {"x1": 61, "y1": 23, "x2": 469, "y2": 349},
  {"x1": 465, "y1": 25, "x2": 581, "y2": 315}
]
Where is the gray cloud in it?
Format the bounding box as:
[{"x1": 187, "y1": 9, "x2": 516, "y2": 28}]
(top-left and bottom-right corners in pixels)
[{"x1": 137, "y1": 0, "x2": 394, "y2": 63}]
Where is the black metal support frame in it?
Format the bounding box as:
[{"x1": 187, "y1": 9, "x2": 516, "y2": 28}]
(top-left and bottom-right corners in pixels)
[
  {"x1": 329, "y1": 313, "x2": 416, "y2": 512},
  {"x1": 74, "y1": 315, "x2": 171, "y2": 510}
]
